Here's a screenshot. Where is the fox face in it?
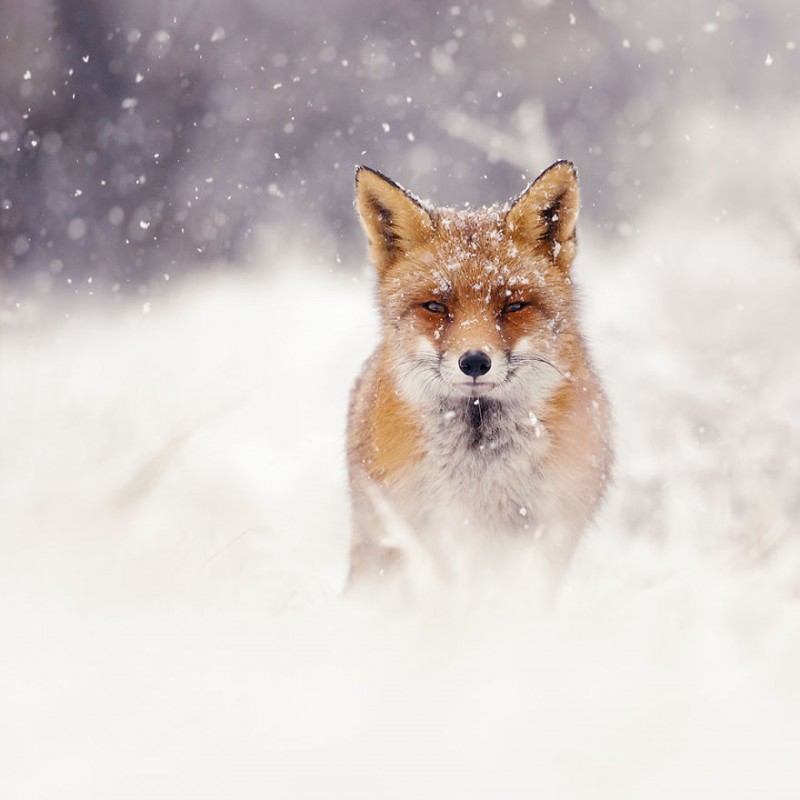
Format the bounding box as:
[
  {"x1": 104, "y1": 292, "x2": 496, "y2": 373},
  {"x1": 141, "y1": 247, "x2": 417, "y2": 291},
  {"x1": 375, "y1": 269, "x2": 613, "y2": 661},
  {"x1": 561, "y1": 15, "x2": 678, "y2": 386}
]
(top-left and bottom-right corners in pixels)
[{"x1": 355, "y1": 161, "x2": 584, "y2": 416}]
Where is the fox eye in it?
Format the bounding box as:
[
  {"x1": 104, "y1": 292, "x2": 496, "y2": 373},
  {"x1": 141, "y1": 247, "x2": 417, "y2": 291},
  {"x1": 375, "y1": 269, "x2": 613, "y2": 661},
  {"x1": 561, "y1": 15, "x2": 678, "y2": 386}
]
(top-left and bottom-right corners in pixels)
[
  {"x1": 422, "y1": 300, "x2": 448, "y2": 314},
  {"x1": 504, "y1": 301, "x2": 529, "y2": 314}
]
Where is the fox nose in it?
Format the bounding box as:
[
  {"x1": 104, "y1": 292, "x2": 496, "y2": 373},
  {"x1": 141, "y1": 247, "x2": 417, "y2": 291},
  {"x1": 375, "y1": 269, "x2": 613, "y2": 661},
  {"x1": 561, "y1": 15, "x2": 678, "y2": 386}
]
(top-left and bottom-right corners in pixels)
[{"x1": 458, "y1": 349, "x2": 492, "y2": 378}]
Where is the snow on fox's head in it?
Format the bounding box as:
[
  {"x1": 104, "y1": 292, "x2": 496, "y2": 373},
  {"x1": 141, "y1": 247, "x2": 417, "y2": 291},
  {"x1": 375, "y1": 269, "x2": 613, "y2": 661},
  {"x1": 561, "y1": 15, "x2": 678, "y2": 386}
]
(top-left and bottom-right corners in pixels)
[{"x1": 355, "y1": 162, "x2": 586, "y2": 407}]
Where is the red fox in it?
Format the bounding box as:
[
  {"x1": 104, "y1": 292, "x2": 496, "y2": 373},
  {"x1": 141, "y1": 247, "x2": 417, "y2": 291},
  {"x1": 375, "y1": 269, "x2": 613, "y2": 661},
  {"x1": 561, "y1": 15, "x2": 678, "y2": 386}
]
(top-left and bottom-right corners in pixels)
[{"x1": 347, "y1": 161, "x2": 612, "y2": 585}]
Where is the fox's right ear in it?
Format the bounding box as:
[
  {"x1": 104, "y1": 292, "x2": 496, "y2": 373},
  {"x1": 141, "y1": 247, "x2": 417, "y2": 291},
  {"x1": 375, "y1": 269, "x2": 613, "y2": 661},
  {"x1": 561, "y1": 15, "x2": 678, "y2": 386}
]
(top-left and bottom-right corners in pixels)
[{"x1": 355, "y1": 166, "x2": 433, "y2": 274}]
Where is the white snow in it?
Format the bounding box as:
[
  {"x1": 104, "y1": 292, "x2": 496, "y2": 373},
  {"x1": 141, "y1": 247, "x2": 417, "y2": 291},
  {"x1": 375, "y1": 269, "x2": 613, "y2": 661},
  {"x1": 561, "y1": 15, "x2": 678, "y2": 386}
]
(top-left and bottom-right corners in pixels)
[{"x1": 1, "y1": 195, "x2": 800, "y2": 798}]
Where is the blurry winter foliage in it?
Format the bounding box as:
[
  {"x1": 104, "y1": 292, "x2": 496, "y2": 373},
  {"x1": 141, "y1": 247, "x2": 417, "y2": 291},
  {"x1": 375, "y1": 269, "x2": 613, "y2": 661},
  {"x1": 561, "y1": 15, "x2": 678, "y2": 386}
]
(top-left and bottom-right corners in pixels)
[{"x1": 0, "y1": 0, "x2": 798, "y2": 302}]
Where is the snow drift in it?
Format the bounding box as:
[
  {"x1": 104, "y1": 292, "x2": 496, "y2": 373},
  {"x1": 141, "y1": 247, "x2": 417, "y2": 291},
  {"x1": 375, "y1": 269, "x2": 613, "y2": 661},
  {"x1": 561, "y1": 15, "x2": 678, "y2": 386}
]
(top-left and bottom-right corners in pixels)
[{"x1": 2, "y1": 184, "x2": 800, "y2": 798}]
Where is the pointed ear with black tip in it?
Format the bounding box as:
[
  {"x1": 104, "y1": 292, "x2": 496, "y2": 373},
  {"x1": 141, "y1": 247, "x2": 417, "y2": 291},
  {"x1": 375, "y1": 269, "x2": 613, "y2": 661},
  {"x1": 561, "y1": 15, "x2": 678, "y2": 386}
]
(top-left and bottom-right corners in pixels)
[
  {"x1": 355, "y1": 166, "x2": 433, "y2": 275},
  {"x1": 504, "y1": 160, "x2": 580, "y2": 267}
]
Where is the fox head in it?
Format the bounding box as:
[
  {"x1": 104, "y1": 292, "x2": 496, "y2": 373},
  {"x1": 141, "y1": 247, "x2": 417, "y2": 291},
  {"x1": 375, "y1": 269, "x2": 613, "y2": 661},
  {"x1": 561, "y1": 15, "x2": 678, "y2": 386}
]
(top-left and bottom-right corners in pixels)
[{"x1": 354, "y1": 161, "x2": 586, "y2": 413}]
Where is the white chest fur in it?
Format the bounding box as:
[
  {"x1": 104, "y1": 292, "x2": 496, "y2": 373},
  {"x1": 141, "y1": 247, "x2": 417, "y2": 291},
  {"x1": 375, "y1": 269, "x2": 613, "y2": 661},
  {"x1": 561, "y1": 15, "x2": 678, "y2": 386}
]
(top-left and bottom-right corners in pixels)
[{"x1": 397, "y1": 397, "x2": 553, "y2": 536}]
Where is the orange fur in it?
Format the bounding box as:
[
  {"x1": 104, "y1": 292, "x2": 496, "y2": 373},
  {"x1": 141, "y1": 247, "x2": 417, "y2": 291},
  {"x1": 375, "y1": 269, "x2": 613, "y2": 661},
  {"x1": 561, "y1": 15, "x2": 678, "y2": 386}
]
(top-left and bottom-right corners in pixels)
[{"x1": 347, "y1": 162, "x2": 612, "y2": 585}]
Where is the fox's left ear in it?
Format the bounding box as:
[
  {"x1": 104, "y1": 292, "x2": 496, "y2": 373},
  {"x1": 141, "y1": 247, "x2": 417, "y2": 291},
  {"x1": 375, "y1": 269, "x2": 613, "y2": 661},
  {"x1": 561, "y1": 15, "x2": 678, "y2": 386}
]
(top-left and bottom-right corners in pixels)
[
  {"x1": 505, "y1": 160, "x2": 580, "y2": 266},
  {"x1": 355, "y1": 166, "x2": 433, "y2": 275}
]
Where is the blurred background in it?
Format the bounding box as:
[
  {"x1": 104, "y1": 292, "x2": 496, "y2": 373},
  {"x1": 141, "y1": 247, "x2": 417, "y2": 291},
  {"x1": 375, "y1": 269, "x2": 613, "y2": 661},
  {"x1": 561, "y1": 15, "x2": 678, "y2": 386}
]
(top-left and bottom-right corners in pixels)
[
  {"x1": 2, "y1": 3, "x2": 800, "y2": 797},
  {"x1": 1, "y1": 0, "x2": 798, "y2": 306}
]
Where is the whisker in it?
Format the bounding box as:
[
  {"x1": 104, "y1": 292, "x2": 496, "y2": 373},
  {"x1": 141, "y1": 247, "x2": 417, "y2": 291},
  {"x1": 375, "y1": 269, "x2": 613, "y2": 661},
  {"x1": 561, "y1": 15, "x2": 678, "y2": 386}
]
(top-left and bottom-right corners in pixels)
[
  {"x1": 395, "y1": 356, "x2": 444, "y2": 387},
  {"x1": 508, "y1": 354, "x2": 564, "y2": 376}
]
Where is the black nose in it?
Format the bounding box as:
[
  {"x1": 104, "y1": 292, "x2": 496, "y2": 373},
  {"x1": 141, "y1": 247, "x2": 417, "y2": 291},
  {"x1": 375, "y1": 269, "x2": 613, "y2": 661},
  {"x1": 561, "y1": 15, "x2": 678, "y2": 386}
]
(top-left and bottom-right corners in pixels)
[{"x1": 458, "y1": 349, "x2": 492, "y2": 378}]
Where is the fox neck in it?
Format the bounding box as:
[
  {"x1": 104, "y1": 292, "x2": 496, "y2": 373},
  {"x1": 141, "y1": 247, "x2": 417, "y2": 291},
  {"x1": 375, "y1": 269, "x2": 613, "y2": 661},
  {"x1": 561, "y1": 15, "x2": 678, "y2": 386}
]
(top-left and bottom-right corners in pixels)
[{"x1": 444, "y1": 396, "x2": 520, "y2": 453}]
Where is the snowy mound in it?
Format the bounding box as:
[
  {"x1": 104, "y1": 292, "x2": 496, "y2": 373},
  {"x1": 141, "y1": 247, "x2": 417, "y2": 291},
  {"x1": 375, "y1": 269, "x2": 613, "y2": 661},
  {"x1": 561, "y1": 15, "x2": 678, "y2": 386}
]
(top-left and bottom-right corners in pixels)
[{"x1": 2, "y1": 206, "x2": 799, "y2": 797}]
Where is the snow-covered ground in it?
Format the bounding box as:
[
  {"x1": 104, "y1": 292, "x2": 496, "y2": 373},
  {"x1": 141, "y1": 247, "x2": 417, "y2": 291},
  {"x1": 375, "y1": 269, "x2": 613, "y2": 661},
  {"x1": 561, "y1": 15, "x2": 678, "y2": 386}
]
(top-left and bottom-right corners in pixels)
[{"x1": 2, "y1": 193, "x2": 800, "y2": 797}]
